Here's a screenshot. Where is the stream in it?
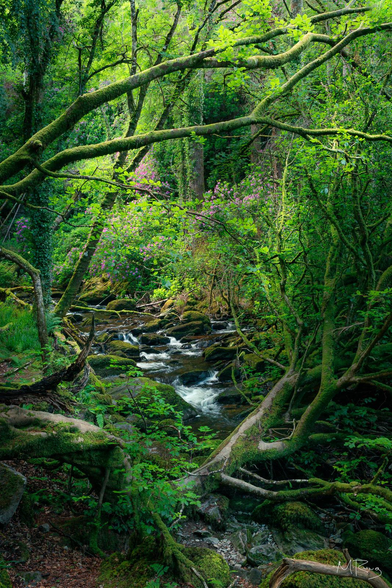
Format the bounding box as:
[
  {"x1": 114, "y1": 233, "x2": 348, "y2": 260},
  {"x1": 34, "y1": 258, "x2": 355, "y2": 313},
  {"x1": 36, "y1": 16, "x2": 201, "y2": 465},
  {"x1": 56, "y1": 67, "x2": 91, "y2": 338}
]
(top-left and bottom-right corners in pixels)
[{"x1": 78, "y1": 311, "x2": 250, "y2": 438}]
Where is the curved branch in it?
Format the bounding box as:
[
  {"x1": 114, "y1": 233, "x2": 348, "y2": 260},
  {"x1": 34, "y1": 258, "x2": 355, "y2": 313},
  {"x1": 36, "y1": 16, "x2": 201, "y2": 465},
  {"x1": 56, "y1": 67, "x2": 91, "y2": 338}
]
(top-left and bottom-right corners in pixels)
[{"x1": 270, "y1": 557, "x2": 389, "y2": 588}]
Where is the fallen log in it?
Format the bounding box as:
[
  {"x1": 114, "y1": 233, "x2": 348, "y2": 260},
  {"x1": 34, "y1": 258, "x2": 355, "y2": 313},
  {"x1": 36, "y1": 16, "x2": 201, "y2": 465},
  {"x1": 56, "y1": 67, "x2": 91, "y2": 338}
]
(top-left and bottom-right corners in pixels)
[{"x1": 0, "y1": 317, "x2": 94, "y2": 402}]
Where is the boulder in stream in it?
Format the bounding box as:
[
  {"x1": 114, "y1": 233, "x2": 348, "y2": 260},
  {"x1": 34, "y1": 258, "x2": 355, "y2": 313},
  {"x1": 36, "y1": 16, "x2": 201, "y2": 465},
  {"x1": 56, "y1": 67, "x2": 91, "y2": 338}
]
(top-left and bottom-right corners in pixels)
[
  {"x1": 204, "y1": 344, "x2": 238, "y2": 363},
  {"x1": 178, "y1": 370, "x2": 210, "y2": 385},
  {"x1": 139, "y1": 333, "x2": 170, "y2": 346},
  {"x1": 167, "y1": 321, "x2": 211, "y2": 337},
  {"x1": 107, "y1": 340, "x2": 140, "y2": 359},
  {"x1": 0, "y1": 462, "x2": 26, "y2": 524},
  {"x1": 181, "y1": 310, "x2": 211, "y2": 326},
  {"x1": 106, "y1": 298, "x2": 136, "y2": 311},
  {"x1": 88, "y1": 354, "x2": 136, "y2": 377}
]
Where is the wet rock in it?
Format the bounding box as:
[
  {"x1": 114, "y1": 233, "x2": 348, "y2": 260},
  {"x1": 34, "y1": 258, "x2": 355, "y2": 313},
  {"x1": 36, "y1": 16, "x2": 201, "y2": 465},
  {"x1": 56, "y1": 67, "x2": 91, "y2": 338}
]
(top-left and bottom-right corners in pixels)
[
  {"x1": 178, "y1": 370, "x2": 210, "y2": 385},
  {"x1": 106, "y1": 298, "x2": 136, "y2": 311},
  {"x1": 166, "y1": 320, "x2": 211, "y2": 337},
  {"x1": 181, "y1": 311, "x2": 211, "y2": 326},
  {"x1": 139, "y1": 333, "x2": 170, "y2": 346},
  {"x1": 107, "y1": 340, "x2": 140, "y2": 359},
  {"x1": 247, "y1": 528, "x2": 283, "y2": 566},
  {"x1": 198, "y1": 495, "x2": 230, "y2": 531},
  {"x1": 143, "y1": 318, "x2": 164, "y2": 333},
  {"x1": 212, "y1": 321, "x2": 228, "y2": 330},
  {"x1": 0, "y1": 463, "x2": 26, "y2": 524},
  {"x1": 217, "y1": 361, "x2": 241, "y2": 382},
  {"x1": 204, "y1": 344, "x2": 238, "y2": 363},
  {"x1": 229, "y1": 529, "x2": 251, "y2": 554},
  {"x1": 247, "y1": 567, "x2": 263, "y2": 585},
  {"x1": 216, "y1": 386, "x2": 248, "y2": 405},
  {"x1": 272, "y1": 527, "x2": 327, "y2": 555},
  {"x1": 88, "y1": 354, "x2": 136, "y2": 376}
]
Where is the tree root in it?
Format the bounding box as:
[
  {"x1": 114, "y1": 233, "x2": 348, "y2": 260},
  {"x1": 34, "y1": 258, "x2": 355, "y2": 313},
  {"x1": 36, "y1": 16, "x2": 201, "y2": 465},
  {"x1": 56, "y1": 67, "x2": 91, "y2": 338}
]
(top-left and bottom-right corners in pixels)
[
  {"x1": 151, "y1": 511, "x2": 209, "y2": 588},
  {"x1": 270, "y1": 556, "x2": 390, "y2": 588}
]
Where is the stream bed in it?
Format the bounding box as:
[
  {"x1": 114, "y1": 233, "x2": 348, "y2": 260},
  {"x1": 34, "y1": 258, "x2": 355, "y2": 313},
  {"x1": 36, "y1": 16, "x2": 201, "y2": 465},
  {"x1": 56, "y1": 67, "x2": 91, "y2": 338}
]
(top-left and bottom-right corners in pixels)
[{"x1": 84, "y1": 313, "x2": 251, "y2": 438}]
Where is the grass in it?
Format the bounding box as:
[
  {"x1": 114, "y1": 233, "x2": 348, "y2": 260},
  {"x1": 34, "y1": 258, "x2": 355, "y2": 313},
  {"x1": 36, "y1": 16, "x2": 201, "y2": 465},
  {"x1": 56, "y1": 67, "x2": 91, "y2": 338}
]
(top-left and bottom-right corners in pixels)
[{"x1": 0, "y1": 301, "x2": 41, "y2": 356}]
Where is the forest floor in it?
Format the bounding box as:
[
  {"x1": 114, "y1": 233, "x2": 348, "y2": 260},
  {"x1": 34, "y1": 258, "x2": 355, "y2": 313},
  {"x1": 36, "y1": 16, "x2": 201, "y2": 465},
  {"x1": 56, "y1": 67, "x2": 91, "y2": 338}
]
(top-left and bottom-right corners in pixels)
[{"x1": 3, "y1": 461, "x2": 254, "y2": 588}]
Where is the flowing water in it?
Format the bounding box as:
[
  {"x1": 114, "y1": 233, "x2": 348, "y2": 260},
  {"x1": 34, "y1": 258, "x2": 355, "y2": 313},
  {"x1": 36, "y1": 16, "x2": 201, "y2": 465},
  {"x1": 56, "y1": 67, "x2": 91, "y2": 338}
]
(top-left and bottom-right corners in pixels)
[{"x1": 74, "y1": 310, "x2": 249, "y2": 438}]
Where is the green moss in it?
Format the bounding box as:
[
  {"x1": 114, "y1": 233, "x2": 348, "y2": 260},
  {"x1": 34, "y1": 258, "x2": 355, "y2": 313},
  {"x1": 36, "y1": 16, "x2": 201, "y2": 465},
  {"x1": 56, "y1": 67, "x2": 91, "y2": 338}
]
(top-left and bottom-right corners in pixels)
[
  {"x1": 167, "y1": 320, "x2": 211, "y2": 336},
  {"x1": 181, "y1": 311, "x2": 210, "y2": 325},
  {"x1": 106, "y1": 299, "x2": 136, "y2": 311},
  {"x1": 260, "y1": 550, "x2": 371, "y2": 588},
  {"x1": 88, "y1": 354, "x2": 136, "y2": 376},
  {"x1": 98, "y1": 539, "x2": 161, "y2": 588},
  {"x1": 184, "y1": 547, "x2": 231, "y2": 587},
  {"x1": 204, "y1": 345, "x2": 238, "y2": 363},
  {"x1": 253, "y1": 501, "x2": 324, "y2": 533},
  {"x1": 107, "y1": 340, "x2": 140, "y2": 359},
  {"x1": 344, "y1": 530, "x2": 392, "y2": 576}
]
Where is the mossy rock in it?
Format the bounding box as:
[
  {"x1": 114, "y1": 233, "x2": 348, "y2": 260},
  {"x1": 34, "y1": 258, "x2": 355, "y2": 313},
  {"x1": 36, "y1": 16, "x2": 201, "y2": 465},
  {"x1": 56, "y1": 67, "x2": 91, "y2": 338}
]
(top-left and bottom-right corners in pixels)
[
  {"x1": 88, "y1": 354, "x2": 136, "y2": 377},
  {"x1": 79, "y1": 289, "x2": 115, "y2": 305},
  {"x1": 184, "y1": 547, "x2": 231, "y2": 587},
  {"x1": 166, "y1": 320, "x2": 211, "y2": 337},
  {"x1": 106, "y1": 298, "x2": 136, "y2": 311},
  {"x1": 344, "y1": 530, "x2": 392, "y2": 576},
  {"x1": 107, "y1": 340, "x2": 140, "y2": 359},
  {"x1": 253, "y1": 501, "x2": 324, "y2": 533},
  {"x1": 140, "y1": 333, "x2": 170, "y2": 345},
  {"x1": 98, "y1": 539, "x2": 161, "y2": 588},
  {"x1": 81, "y1": 311, "x2": 115, "y2": 326},
  {"x1": 143, "y1": 318, "x2": 164, "y2": 332},
  {"x1": 79, "y1": 276, "x2": 115, "y2": 305},
  {"x1": 0, "y1": 463, "x2": 26, "y2": 524},
  {"x1": 204, "y1": 344, "x2": 238, "y2": 363},
  {"x1": 198, "y1": 494, "x2": 230, "y2": 531},
  {"x1": 260, "y1": 549, "x2": 375, "y2": 588},
  {"x1": 181, "y1": 310, "x2": 211, "y2": 325},
  {"x1": 243, "y1": 352, "x2": 265, "y2": 372},
  {"x1": 217, "y1": 361, "x2": 241, "y2": 382}
]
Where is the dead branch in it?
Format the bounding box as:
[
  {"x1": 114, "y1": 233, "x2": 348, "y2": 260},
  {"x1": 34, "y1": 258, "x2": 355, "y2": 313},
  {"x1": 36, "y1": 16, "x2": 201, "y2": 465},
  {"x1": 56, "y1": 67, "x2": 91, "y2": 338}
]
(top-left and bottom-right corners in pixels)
[{"x1": 269, "y1": 557, "x2": 389, "y2": 588}]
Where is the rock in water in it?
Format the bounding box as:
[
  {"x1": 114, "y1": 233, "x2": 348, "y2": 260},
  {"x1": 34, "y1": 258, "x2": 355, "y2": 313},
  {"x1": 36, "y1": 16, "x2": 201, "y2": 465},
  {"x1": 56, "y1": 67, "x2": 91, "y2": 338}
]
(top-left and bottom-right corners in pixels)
[
  {"x1": 0, "y1": 462, "x2": 26, "y2": 524},
  {"x1": 106, "y1": 298, "x2": 136, "y2": 311}
]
